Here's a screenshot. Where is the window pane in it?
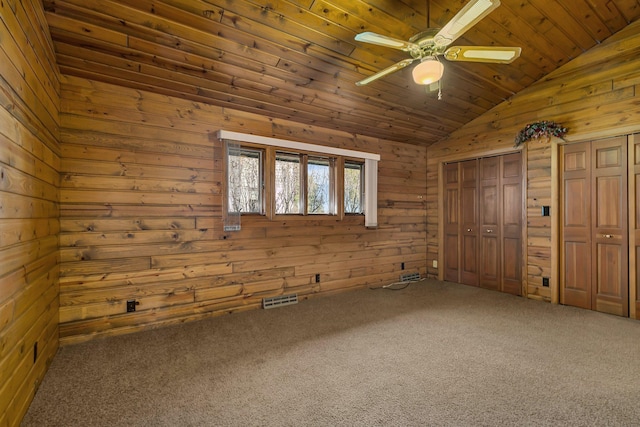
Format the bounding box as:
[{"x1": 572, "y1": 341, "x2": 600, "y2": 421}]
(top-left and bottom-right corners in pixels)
[
  {"x1": 228, "y1": 147, "x2": 262, "y2": 214},
  {"x1": 308, "y1": 157, "x2": 331, "y2": 214},
  {"x1": 345, "y1": 162, "x2": 364, "y2": 214},
  {"x1": 275, "y1": 152, "x2": 301, "y2": 214}
]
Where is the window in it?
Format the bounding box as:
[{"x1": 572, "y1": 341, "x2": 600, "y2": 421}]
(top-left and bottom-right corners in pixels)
[
  {"x1": 307, "y1": 157, "x2": 333, "y2": 215},
  {"x1": 275, "y1": 152, "x2": 302, "y2": 214},
  {"x1": 227, "y1": 148, "x2": 358, "y2": 218},
  {"x1": 219, "y1": 130, "x2": 379, "y2": 227},
  {"x1": 344, "y1": 161, "x2": 364, "y2": 214},
  {"x1": 275, "y1": 153, "x2": 336, "y2": 215},
  {"x1": 227, "y1": 146, "x2": 263, "y2": 214}
]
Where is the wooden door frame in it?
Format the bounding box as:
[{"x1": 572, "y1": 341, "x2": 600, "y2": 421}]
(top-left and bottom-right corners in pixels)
[
  {"x1": 437, "y1": 147, "x2": 528, "y2": 297},
  {"x1": 627, "y1": 134, "x2": 637, "y2": 319},
  {"x1": 550, "y1": 139, "x2": 560, "y2": 304}
]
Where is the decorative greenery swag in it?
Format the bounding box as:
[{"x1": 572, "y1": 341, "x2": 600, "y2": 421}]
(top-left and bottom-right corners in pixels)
[{"x1": 514, "y1": 121, "x2": 567, "y2": 147}]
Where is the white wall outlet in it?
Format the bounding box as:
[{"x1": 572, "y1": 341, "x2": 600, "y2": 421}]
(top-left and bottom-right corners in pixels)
[{"x1": 432, "y1": 260, "x2": 438, "y2": 268}]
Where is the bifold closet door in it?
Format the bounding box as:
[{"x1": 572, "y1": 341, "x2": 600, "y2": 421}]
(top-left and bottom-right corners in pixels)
[
  {"x1": 460, "y1": 160, "x2": 479, "y2": 286},
  {"x1": 443, "y1": 153, "x2": 521, "y2": 294},
  {"x1": 561, "y1": 137, "x2": 628, "y2": 316},
  {"x1": 478, "y1": 154, "x2": 522, "y2": 295},
  {"x1": 443, "y1": 160, "x2": 479, "y2": 285},
  {"x1": 479, "y1": 156, "x2": 500, "y2": 291},
  {"x1": 501, "y1": 153, "x2": 523, "y2": 295},
  {"x1": 561, "y1": 142, "x2": 591, "y2": 309}
]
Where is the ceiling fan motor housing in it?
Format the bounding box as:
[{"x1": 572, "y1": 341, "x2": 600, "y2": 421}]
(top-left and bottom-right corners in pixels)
[{"x1": 408, "y1": 29, "x2": 447, "y2": 59}]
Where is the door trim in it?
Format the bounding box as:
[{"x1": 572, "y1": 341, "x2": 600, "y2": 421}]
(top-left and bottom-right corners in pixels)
[
  {"x1": 628, "y1": 134, "x2": 637, "y2": 319},
  {"x1": 551, "y1": 139, "x2": 560, "y2": 304}
]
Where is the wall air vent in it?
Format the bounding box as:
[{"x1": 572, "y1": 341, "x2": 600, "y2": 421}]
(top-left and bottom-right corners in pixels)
[
  {"x1": 262, "y1": 294, "x2": 298, "y2": 309},
  {"x1": 400, "y1": 272, "x2": 421, "y2": 282}
]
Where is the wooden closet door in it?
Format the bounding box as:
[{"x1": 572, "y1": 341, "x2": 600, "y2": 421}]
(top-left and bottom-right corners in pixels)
[
  {"x1": 443, "y1": 160, "x2": 479, "y2": 285},
  {"x1": 501, "y1": 153, "x2": 523, "y2": 296},
  {"x1": 444, "y1": 162, "x2": 460, "y2": 282},
  {"x1": 561, "y1": 137, "x2": 628, "y2": 316},
  {"x1": 561, "y1": 142, "x2": 592, "y2": 309},
  {"x1": 479, "y1": 157, "x2": 500, "y2": 291},
  {"x1": 443, "y1": 154, "x2": 522, "y2": 293},
  {"x1": 460, "y1": 160, "x2": 479, "y2": 286},
  {"x1": 592, "y1": 137, "x2": 628, "y2": 316}
]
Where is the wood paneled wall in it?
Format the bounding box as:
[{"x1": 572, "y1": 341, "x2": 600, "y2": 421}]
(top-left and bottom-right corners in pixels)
[
  {"x1": 427, "y1": 20, "x2": 640, "y2": 302},
  {"x1": 57, "y1": 75, "x2": 427, "y2": 344},
  {"x1": 0, "y1": 0, "x2": 61, "y2": 425}
]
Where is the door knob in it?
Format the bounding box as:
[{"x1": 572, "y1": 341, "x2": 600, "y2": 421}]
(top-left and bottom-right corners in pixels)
[
  {"x1": 603, "y1": 234, "x2": 613, "y2": 238},
  {"x1": 467, "y1": 228, "x2": 472, "y2": 232},
  {"x1": 486, "y1": 229, "x2": 493, "y2": 233}
]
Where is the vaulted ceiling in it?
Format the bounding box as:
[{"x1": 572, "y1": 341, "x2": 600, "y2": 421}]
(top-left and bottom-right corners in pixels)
[{"x1": 42, "y1": 0, "x2": 640, "y2": 146}]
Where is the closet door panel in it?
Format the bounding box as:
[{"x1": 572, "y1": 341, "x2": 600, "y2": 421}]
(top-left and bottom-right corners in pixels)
[
  {"x1": 503, "y1": 237, "x2": 521, "y2": 293},
  {"x1": 460, "y1": 160, "x2": 479, "y2": 286},
  {"x1": 561, "y1": 143, "x2": 591, "y2": 309},
  {"x1": 502, "y1": 153, "x2": 523, "y2": 295},
  {"x1": 479, "y1": 157, "x2": 500, "y2": 290},
  {"x1": 444, "y1": 163, "x2": 460, "y2": 282},
  {"x1": 592, "y1": 138, "x2": 628, "y2": 316},
  {"x1": 444, "y1": 233, "x2": 459, "y2": 282},
  {"x1": 480, "y1": 235, "x2": 499, "y2": 286}
]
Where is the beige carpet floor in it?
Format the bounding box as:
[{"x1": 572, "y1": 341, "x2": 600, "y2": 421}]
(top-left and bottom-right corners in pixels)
[{"x1": 22, "y1": 280, "x2": 640, "y2": 426}]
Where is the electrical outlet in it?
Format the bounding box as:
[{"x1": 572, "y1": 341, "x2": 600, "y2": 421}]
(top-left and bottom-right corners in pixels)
[
  {"x1": 542, "y1": 277, "x2": 550, "y2": 287},
  {"x1": 401, "y1": 262, "x2": 405, "y2": 270},
  {"x1": 126, "y1": 300, "x2": 139, "y2": 312},
  {"x1": 33, "y1": 342, "x2": 38, "y2": 364},
  {"x1": 315, "y1": 273, "x2": 320, "y2": 283},
  {"x1": 432, "y1": 260, "x2": 438, "y2": 268}
]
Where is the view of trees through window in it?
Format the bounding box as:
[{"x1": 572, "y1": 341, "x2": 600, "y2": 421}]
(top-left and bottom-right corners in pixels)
[
  {"x1": 344, "y1": 161, "x2": 363, "y2": 214},
  {"x1": 307, "y1": 157, "x2": 331, "y2": 214},
  {"x1": 227, "y1": 145, "x2": 364, "y2": 217},
  {"x1": 275, "y1": 152, "x2": 301, "y2": 214},
  {"x1": 227, "y1": 147, "x2": 262, "y2": 214}
]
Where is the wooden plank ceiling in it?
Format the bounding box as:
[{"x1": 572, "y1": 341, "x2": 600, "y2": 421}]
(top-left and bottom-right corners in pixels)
[{"x1": 42, "y1": 0, "x2": 640, "y2": 146}]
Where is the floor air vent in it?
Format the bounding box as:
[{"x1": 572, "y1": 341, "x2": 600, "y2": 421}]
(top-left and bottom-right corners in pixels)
[
  {"x1": 400, "y1": 272, "x2": 421, "y2": 282},
  {"x1": 262, "y1": 294, "x2": 298, "y2": 309}
]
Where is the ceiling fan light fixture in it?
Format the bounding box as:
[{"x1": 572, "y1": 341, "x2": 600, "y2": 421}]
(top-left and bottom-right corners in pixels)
[{"x1": 412, "y1": 58, "x2": 444, "y2": 85}]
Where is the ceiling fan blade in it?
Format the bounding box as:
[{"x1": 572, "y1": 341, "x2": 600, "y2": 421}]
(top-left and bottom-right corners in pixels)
[
  {"x1": 355, "y1": 58, "x2": 417, "y2": 86},
  {"x1": 434, "y1": 0, "x2": 501, "y2": 47},
  {"x1": 354, "y1": 32, "x2": 417, "y2": 52},
  {"x1": 444, "y1": 46, "x2": 521, "y2": 63}
]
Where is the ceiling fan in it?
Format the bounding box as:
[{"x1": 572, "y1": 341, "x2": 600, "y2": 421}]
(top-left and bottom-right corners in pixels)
[{"x1": 354, "y1": 0, "x2": 521, "y2": 88}]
